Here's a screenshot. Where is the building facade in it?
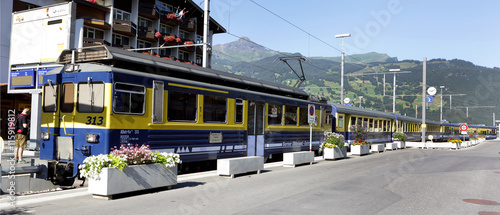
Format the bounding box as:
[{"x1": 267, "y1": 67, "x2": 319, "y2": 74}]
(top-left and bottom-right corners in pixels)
[{"x1": 1, "y1": 0, "x2": 226, "y2": 144}]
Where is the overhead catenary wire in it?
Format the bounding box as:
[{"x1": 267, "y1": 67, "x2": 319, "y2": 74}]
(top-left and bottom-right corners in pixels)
[{"x1": 249, "y1": 0, "x2": 373, "y2": 67}]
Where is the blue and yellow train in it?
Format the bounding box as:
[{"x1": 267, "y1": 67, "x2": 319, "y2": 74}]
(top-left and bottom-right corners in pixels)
[
  {"x1": 40, "y1": 46, "x2": 332, "y2": 185},
  {"x1": 40, "y1": 46, "x2": 497, "y2": 185}
]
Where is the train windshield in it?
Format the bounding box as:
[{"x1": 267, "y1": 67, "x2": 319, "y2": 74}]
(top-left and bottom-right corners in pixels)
[
  {"x1": 43, "y1": 83, "x2": 58, "y2": 112},
  {"x1": 78, "y1": 82, "x2": 105, "y2": 113}
]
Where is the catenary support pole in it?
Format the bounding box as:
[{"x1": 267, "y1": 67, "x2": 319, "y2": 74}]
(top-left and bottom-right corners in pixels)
[
  {"x1": 393, "y1": 74, "x2": 396, "y2": 113},
  {"x1": 422, "y1": 57, "x2": 426, "y2": 145},
  {"x1": 202, "y1": 0, "x2": 210, "y2": 68}
]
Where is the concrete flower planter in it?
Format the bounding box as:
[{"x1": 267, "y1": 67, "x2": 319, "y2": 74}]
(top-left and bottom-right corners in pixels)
[
  {"x1": 351, "y1": 144, "x2": 370, "y2": 156},
  {"x1": 395, "y1": 141, "x2": 406, "y2": 149},
  {"x1": 449, "y1": 142, "x2": 460, "y2": 150},
  {"x1": 323, "y1": 146, "x2": 347, "y2": 160},
  {"x1": 385, "y1": 143, "x2": 397, "y2": 151},
  {"x1": 370, "y1": 144, "x2": 384, "y2": 153},
  {"x1": 88, "y1": 163, "x2": 177, "y2": 199}
]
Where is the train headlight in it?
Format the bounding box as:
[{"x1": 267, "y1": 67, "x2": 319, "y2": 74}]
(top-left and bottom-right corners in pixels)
[
  {"x1": 41, "y1": 132, "x2": 50, "y2": 140},
  {"x1": 85, "y1": 133, "x2": 99, "y2": 143}
]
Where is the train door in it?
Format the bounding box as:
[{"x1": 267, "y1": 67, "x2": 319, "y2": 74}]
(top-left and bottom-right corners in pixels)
[
  {"x1": 57, "y1": 81, "x2": 76, "y2": 160},
  {"x1": 247, "y1": 101, "x2": 265, "y2": 156}
]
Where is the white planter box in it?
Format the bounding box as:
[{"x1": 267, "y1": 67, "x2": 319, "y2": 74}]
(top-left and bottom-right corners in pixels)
[
  {"x1": 284, "y1": 151, "x2": 314, "y2": 167},
  {"x1": 395, "y1": 141, "x2": 406, "y2": 149},
  {"x1": 351, "y1": 144, "x2": 370, "y2": 156},
  {"x1": 89, "y1": 163, "x2": 177, "y2": 198},
  {"x1": 385, "y1": 143, "x2": 397, "y2": 151},
  {"x1": 459, "y1": 142, "x2": 466, "y2": 148},
  {"x1": 370, "y1": 144, "x2": 384, "y2": 153},
  {"x1": 449, "y1": 142, "x2": 460, "y2": 150},
  {"x1": 323, "y1": 147, "x2": 347, "y2": 160},
  {"x1": 217, "y1": 156, "x2": 264, "y2": 178}
]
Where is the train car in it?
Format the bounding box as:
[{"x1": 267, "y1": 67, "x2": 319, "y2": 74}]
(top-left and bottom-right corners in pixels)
[
  {"x1": 425, "y1": 120, "x2": 442, "y2": 141},
  {"x1": 392, "y1": 115, "x2": 421, "y2": 142},
  {"x1": 39, "y1": 46, "x2": 330, "y2": 185},
  {"x1": 331, "y1": 104, "x2": 396, "y2": 146},
  {"x1": 441, "y1": 123, "x2": 455, "y2": 141},
  {"x1": 469, "y1": 125, "x2": 497, "y2": 140}
]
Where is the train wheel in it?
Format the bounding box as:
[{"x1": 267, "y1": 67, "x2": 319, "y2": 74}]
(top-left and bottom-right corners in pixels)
[
  {"x1": 52, "y1": 176, "x2": 76, "y2": 187},
  {"x1": 51, "y1": 162, "x2": 76, "y2": 186}
]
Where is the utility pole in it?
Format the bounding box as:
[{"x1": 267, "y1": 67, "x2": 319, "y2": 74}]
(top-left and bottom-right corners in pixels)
[
  {"x1": 422, "y1": 57, "x2": 426, "y2": 145},
  {"x1": 202, "y1": 0, "x2": 210, "y2": 68},
  {"x1": 393, "y1": 71, "x2": 396, "y2": 113},
  {"x1": 440, "y1": 86, "x2": 445, "y2": 122},
  {"x1": 383, "y1": 74, "x2": 386, "y2": 96}
]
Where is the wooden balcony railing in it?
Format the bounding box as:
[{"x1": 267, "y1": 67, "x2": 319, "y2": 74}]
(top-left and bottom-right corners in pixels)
[{"x1": 113, "y1": 20, "x2": 137, "y2": 37}]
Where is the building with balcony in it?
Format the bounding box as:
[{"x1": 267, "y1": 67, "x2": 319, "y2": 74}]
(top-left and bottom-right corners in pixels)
[
  {"x1": 7, "y1": 0, "x2": 225, "y2": 67},
  {"x1": 1, "y1": 0, "x2": 226, "y2": 142}
]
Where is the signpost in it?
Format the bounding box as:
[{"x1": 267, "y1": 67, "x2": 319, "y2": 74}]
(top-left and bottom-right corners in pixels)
[
  {"x1": 343, "y1": 98, "x2": 350, "y2": 105},
  {"x1": 427, "y1": 87, "x2": 437, "y2": 96},
  {"x1": 460, "y1": 123, "x2": 468, "y2": 142},
  {"x1": 308, "y1": 104, "x2": 315, "y2": 151},
  {"x1": 426, "y1": 96, "x2": 433, "y2": 103}
]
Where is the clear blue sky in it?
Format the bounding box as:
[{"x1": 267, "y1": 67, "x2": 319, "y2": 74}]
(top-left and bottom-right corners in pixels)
[{"x1": 210, "y1": 0, "x2": 500, "y2": 68}]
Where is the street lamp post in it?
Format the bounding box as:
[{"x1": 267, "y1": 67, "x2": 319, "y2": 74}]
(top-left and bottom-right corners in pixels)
[
  {"x1": 335, "y1": 33, "x2": 351, "y2": 104},
  {"x1": 440, "y1": 86, "x2": 445, "y2": 121},
  {"x1": 359, "y1": 96, "x2": 363, "y2": 108}
]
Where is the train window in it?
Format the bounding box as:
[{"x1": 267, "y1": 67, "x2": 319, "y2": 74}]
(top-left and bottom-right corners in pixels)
[
  {"x1": 61, "y1": 83, "x2": 74, "y2": 112},
  {"x1": 152, "y1": 81, "x2": 164, "y2": 123},
  {"x1": 168, "y1": 90, "x2": 197, "y2": 121},
  {"x1": 284, "y1": 106, "x2": 297, "y2": 126},
  {"x1": 363, "y1": 118, "x2": 368, "y2": 129},
  {"x1": 235, "y1": 99, "x2": 243, "y2": 124},
  {"x1": 368, "y1": 119, "x2": 373, "y2": 132},
  {"x1": 320, "y1": 107, "x2": 326, "y2": 128},
  {"x1": 204, "y1": 95, "x2": 227, "y2": 123},
  {"x1": 374, "y1": 120, "x2": 379, "y2": 132},
  {"x1": 43, "y1": 84, "x2": 58, "y2": 112},
  {"x1": 338, "y1": 115, "x2": 344, "y2": 128},
  {"x1": 350, "y1": 117, "x2": 356, "y2": 126},
  {"x1": 112, "y1": 83, "x2": 144, "y2": 114},
  {"x1": 325, "y1": 110, "x2": 333, "y2": 125},
  {"x1": 268, "y1": 104, "x2": 283, "y2": 125},
  {"x1": 78, "y1": 82, "x2": 104, "y2": 113},
  {"x1": 299, "y1": 106, "x2": 308, "y2": 126}
]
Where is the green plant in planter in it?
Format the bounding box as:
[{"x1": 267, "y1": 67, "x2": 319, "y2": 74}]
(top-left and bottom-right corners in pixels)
[
  {"x1": 393, "y1": 132, "x2": 407, "y2": 141},
  {"x1": 448, "y1": 137, "x2": 462, "y2": 143},
  {"x1": 350, "y1": 125, "x2": 370, "y2": 145},
  {"x1": 320, "y1": 132, "x2": 345, "y2": 153},
  {"x1": 79, "y1": 144, "x2": 181, "y2": 180}
]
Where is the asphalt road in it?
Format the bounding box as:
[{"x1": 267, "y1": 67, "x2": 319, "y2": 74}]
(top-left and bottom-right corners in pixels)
[{"x1": 2, "y1": 140, "x2": 500, "y2": 215}]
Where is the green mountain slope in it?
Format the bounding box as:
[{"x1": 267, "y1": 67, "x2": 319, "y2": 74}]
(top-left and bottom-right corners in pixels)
[{"x1": 212, "y1": 39, "x2": 500, "y2": 125}]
